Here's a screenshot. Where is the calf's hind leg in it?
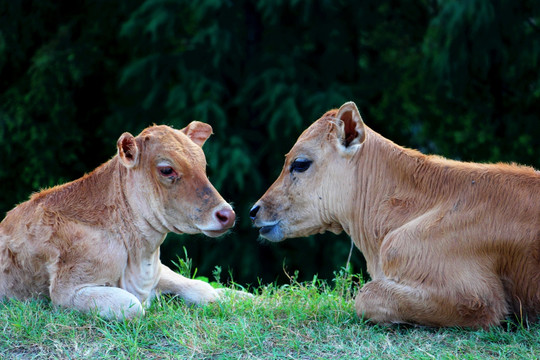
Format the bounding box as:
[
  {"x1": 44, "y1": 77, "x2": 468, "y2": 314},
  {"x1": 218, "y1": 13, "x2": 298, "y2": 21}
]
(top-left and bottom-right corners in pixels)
[{"x1": 355, "y1": 279, "x2": 505, "y2": 328}]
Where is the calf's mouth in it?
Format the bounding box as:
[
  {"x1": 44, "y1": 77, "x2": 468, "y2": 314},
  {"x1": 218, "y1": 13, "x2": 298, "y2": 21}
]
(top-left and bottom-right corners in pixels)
[
  {"x1": 257, "y1": 221, "x2": 283, "y2": 242},
  {"x1": 202, "y1": 229, "x2": 230, "y2": 238}
]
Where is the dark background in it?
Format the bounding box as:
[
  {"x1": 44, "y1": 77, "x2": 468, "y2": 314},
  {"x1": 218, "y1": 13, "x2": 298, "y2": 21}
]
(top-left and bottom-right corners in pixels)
[{"x1": 1, "y1": 0, "x2": 539, "y2": 287}]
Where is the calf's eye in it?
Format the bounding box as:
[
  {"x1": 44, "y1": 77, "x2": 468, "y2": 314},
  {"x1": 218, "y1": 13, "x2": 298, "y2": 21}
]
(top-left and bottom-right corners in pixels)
[
  {"x1": 158, "y1": 166, "x2": 177, "y2": 177},
  {"x1": 290, "y1": 158, "x2": 312, "y2": 173}
]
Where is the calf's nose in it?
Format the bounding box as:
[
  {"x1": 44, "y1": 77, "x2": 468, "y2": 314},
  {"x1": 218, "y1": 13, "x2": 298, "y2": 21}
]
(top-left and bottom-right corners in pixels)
[
  {"x1": 249, "y1": 204, "x2": 260, "y2": 221},
  {"x1": 215, "y1": 208, "x2": 236, "y2": 229}
]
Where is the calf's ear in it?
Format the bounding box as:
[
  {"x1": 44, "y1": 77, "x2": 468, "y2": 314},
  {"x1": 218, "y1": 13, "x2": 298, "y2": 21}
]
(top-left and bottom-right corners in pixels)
[
  {"x1": 117, "y1": 132, "x2": 140, "y2": 168},
  {"x1": 181, "y1": 121, "x2": 213, "y2": 147},
  {"x1": 335, "y1": 101, "x2": 365, "y2": 154}
]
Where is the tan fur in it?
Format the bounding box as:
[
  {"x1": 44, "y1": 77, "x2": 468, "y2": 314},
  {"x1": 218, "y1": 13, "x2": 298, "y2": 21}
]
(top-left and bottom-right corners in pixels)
[
  {"x1": 251, "y1": 101, "x2": 540, "y2": 328},
  {"x1": 0, "y1": 122, "x2": 236, "y2": 319}
]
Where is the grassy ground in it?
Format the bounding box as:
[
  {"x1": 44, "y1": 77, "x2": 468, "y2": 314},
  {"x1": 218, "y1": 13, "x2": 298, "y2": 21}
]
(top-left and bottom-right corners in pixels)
[{"x1": 1, "y1": 269, "x2": 538, "y2": 359}]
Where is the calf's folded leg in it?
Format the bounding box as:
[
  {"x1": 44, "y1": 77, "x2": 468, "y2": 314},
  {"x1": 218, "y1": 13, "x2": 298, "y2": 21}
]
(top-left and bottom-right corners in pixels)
[
  {"x1": 355, "y1": 279, "x2": 506, "y2": 328},
  {"x1": 51, "y1": 285, "x2": 144, "y2": 320}
]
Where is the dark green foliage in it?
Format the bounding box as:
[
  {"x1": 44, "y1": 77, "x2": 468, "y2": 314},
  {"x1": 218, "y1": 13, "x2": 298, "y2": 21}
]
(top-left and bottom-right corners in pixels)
[{"x1": 1, "y1": 0, "x2": 539, "y2": 285}]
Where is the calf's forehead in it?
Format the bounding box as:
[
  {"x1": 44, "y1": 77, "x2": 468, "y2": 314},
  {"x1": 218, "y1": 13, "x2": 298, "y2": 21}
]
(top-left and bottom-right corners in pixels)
[
  {"x1": 288, "y1": 116, "x2": 336, "y2": 157},
  {"x1": 139, "y1": 125, "x2": 206, "y2": 166}
]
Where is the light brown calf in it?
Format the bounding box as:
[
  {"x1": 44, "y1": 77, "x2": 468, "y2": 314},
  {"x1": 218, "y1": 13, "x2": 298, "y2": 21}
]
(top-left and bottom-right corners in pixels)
[
  {"x1": 250, "y1": 101, "x2": 540, "y2": 328},
  {"x1": 0, "y1": 122, "x2": 236, "y2": 319}
]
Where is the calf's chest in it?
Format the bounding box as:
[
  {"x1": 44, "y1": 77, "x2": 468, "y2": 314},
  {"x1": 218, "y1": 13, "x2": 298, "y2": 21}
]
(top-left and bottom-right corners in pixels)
[{"x1": 119, "y1": 251, "x2": 161, "y2": 304}]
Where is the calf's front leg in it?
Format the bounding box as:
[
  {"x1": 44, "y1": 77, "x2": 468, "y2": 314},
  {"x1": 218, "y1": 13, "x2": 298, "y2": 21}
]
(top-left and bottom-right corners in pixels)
[
  {"x1": 355, "y1": 278, "x2": 505, "y2": 328},
  {"x1": 157, "y1": 263, "x2": 219, "y2": 304}
]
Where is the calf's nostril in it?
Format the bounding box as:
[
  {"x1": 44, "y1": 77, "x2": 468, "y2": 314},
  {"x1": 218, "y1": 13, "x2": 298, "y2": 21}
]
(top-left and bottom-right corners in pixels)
[
  {"x1": 216, "y1": 208, "x2": 235, "y2": 227},
  {"x1": 249, "y1": 205, "x2": 260, "y2": 220}
]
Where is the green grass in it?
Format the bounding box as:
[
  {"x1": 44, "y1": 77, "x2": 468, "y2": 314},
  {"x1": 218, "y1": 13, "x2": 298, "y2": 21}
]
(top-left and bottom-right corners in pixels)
[{"x1": 1, "y1": 270, "x2": 538, "y2": 359}]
